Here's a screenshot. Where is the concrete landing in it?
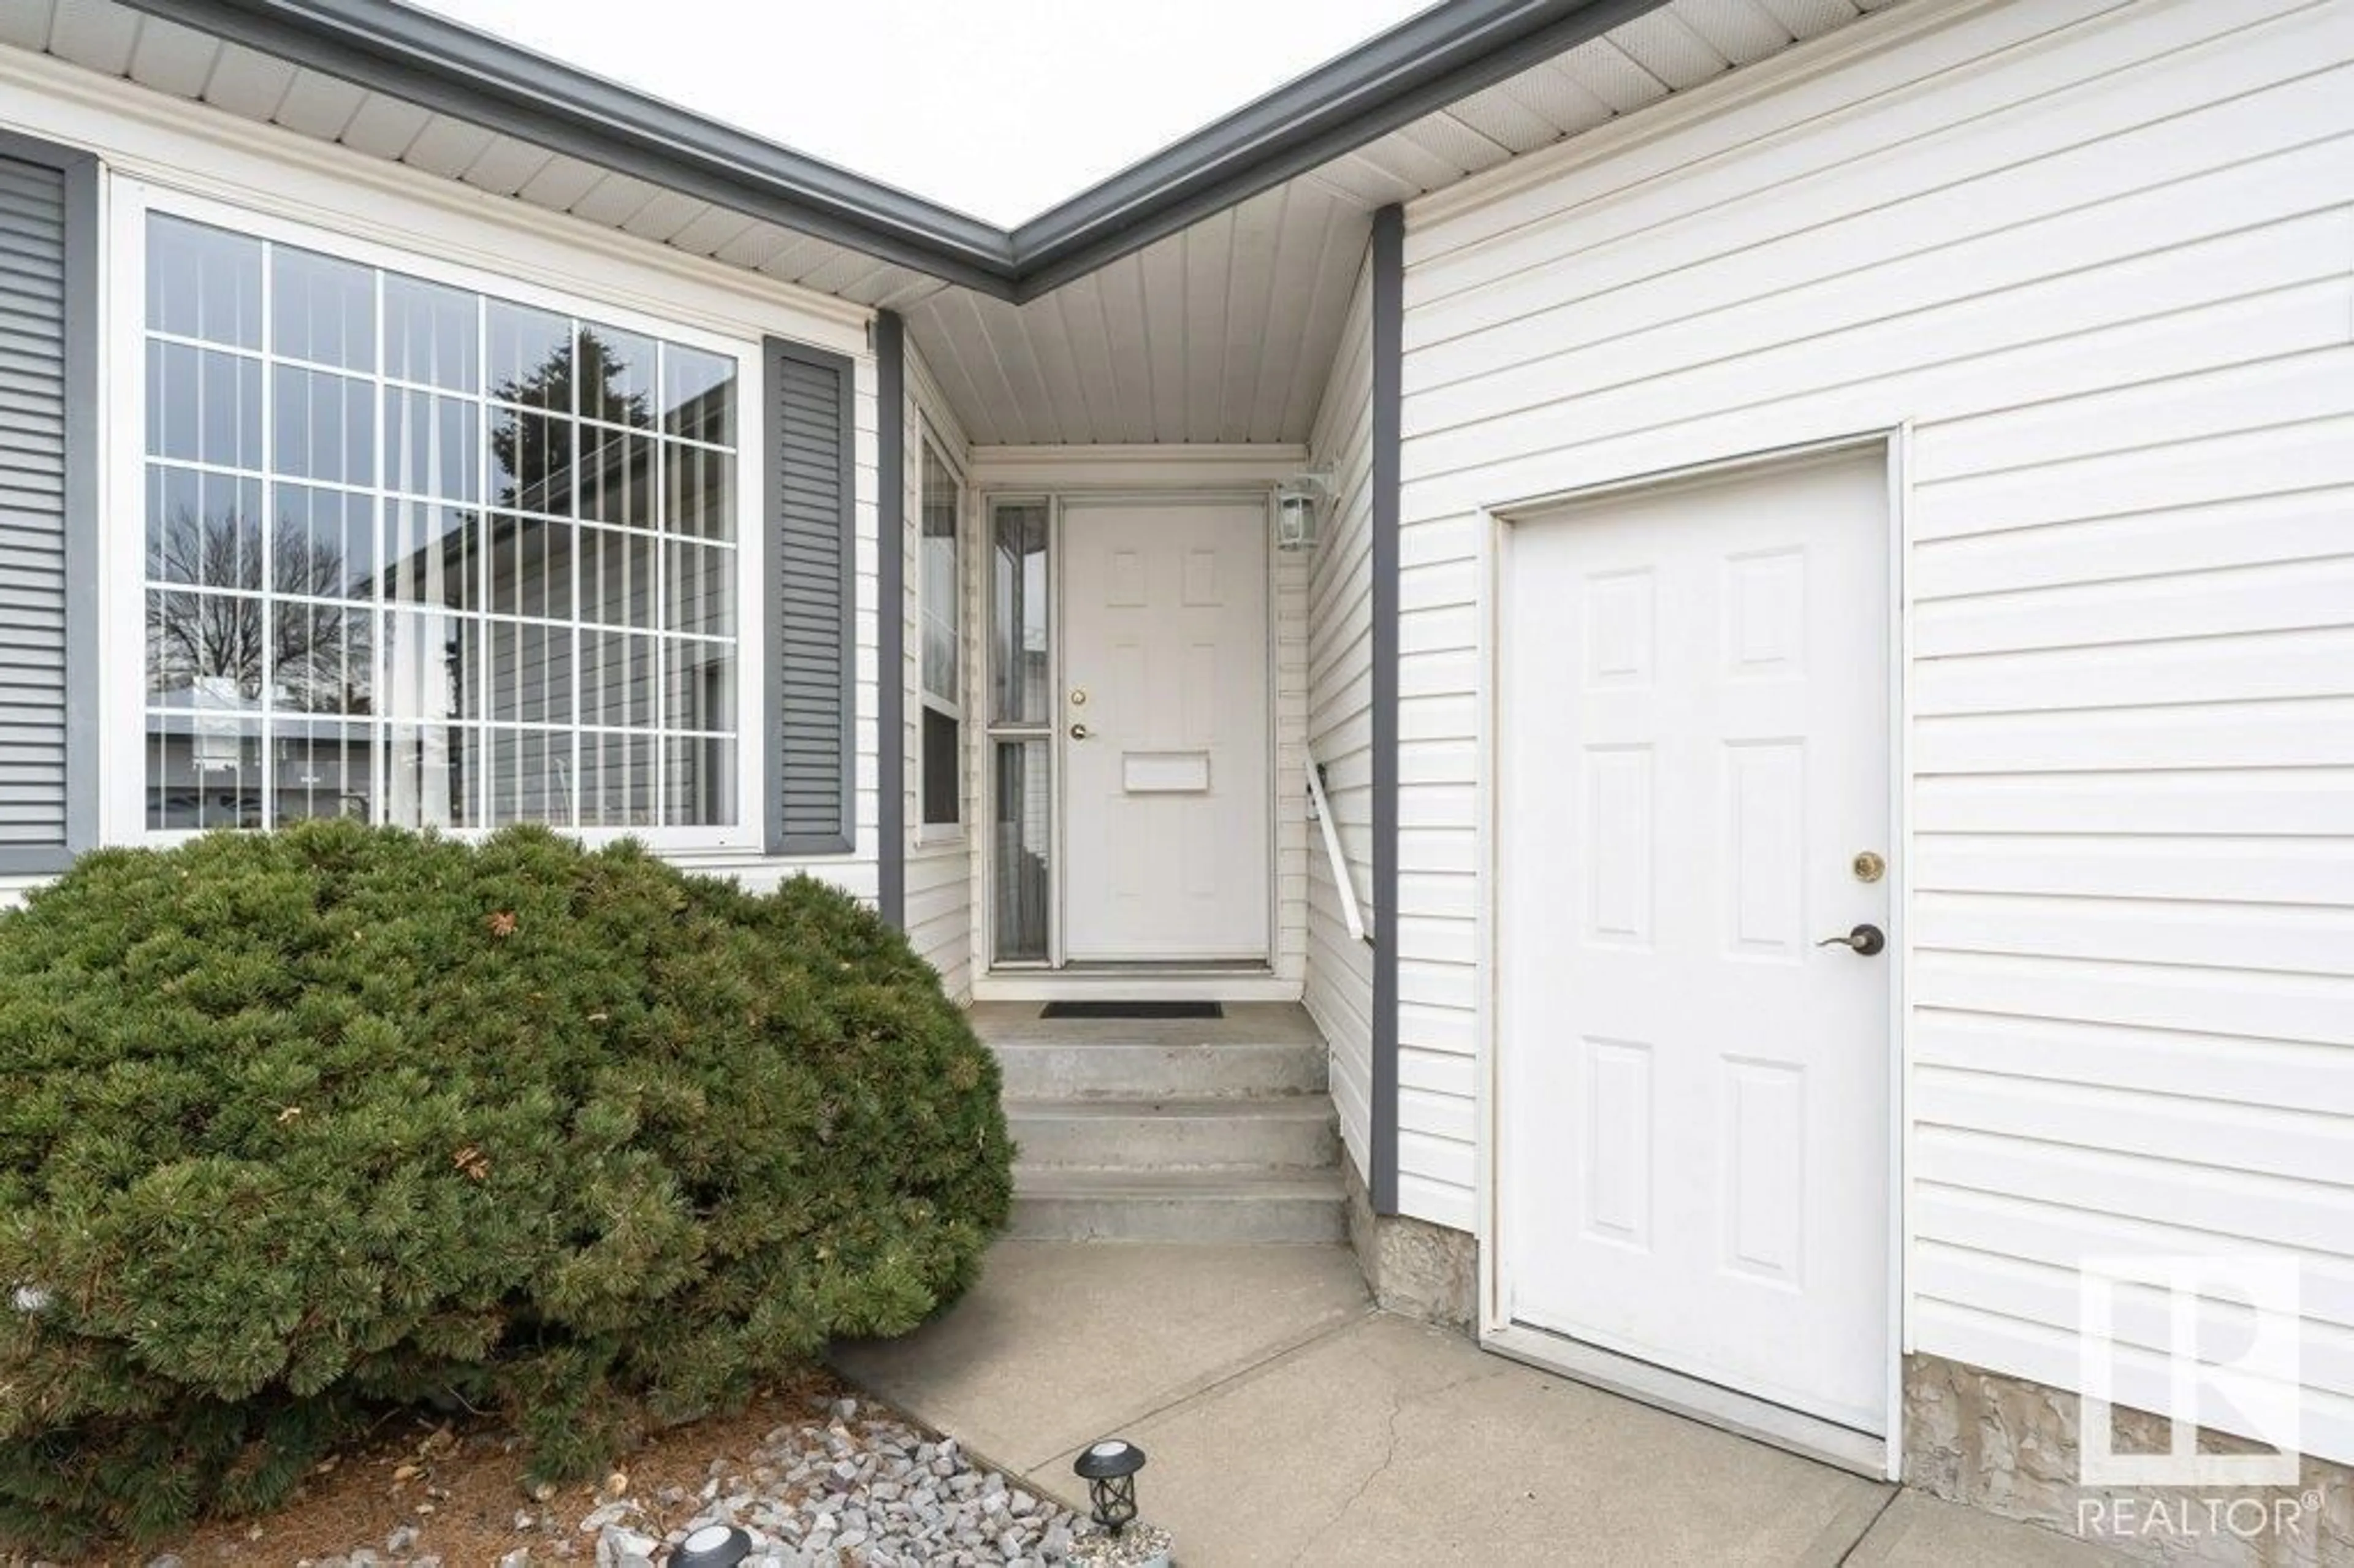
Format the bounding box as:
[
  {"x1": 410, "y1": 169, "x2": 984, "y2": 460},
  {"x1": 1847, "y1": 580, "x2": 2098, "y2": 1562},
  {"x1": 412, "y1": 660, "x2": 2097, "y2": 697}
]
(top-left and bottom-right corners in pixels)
[{"x1": 834, "y1": 1241, "x2": 2130, "y2": 1567}]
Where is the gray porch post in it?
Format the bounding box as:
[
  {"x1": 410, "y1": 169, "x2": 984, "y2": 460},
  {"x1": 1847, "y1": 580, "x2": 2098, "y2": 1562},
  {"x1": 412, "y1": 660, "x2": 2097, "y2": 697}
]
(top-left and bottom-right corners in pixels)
[
  {"x1": 1369, "y1": 204, "x2": 1403, "y2": 1217},
  {"x1": 876, "y1": 310, "x2": 907, "y2": 930}
]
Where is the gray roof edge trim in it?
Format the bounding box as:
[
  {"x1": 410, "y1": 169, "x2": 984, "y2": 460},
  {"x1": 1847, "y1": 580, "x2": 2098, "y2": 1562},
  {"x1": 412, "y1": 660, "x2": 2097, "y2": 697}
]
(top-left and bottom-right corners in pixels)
[
  {"x1": 1013, "y1": 0, "x2": 1619, "y2": 248},
  {"x1": 1005, "y1": 0, "x2": 1668, "y2": 300},
  {"x1": 110, "y1": 0, "x2": 1678, "y2": 302},
  {"x1": 122, "y1": 0, "x2": 1023, "y2": 295}
]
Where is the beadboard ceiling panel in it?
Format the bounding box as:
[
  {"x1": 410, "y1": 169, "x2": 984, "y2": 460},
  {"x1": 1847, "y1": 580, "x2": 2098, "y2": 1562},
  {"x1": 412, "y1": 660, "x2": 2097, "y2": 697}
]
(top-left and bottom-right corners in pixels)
[{"x1": 15, "y1": 0, "x2": 1878, "y2": 444}]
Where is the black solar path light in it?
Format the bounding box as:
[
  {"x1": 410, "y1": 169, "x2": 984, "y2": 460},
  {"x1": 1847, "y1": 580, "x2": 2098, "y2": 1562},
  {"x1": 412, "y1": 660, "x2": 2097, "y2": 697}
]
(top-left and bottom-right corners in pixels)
[
  {"x1": 671, "y1": 1523, "x2": 752, "y2": 1567},
  {"x1": 1074, "y1": 1437, "x2": 1146, "y2": 1534}
]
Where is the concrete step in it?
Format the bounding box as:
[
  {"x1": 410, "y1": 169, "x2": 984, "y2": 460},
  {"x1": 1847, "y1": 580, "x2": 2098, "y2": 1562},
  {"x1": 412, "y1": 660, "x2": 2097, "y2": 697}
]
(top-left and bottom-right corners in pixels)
[
  {"x1": 1009, "y1": 1168, "x2": 1348, "y2": 1244},
  {"x1": 992, "y1": 1040, "x2": 1327, "y2": 1100},
  {"x1": 972, "y1": 1002, "x2": 1330, "y2": 1100},
  {"x1": 1008, "y1": 1097, "x2": 1339, "y2": 1172}
]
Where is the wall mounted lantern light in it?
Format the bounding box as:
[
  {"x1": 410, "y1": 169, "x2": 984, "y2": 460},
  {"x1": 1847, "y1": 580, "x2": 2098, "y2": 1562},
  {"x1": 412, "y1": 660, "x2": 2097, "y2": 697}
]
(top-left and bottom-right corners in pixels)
[{"x1": 1273, "y1": 470, "x2": 1334, "y2": 552}]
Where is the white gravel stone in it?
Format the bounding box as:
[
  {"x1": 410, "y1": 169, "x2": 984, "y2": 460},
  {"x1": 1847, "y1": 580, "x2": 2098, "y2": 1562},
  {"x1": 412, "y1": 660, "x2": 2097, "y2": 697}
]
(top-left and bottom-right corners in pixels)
[
  {"x1": 593, "y1": 1524, "x2": 659, "y2": 1568},
  {"x1": 568, "y1": 1396, "x2": 1086, "y2": 1564}
]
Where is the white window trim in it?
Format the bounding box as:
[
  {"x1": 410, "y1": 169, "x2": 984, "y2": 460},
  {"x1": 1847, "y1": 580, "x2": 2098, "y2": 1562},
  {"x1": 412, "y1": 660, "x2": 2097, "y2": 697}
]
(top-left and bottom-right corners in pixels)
[
  {"x1": 916, "y1": 430, "x2": 966, "y2": 844},
  {"x1": 101, "y1": 177, "x2": 768, "y2": 853}
]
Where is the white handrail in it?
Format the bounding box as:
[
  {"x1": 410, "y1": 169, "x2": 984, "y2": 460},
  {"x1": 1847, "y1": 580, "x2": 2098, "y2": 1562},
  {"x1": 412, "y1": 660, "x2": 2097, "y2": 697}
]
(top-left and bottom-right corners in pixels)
[{"x1": 1304, "y1": 758, "x2": 1369, "y2": 945}]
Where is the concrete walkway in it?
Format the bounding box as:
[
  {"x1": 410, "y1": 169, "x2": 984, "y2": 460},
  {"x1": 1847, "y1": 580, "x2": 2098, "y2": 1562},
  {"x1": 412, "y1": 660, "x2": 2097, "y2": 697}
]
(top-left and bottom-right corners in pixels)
[{"x1": 834, "y1": 1242, "x2": 2125, "y2": 1567}]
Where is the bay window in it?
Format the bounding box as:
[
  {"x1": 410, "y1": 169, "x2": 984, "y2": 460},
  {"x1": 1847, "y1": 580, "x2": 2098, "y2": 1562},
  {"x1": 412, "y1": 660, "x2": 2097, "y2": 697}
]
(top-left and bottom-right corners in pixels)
[{"x1": 139, "y1": 211, "x2": 747, "y2": 841}]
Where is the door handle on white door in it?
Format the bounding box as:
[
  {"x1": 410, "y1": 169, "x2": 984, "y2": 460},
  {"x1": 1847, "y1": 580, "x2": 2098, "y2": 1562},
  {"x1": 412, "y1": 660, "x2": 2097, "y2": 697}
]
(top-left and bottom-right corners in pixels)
[
  {"x1": 1070, "y1": 723, "x2": 1091, "y2": 740},
  {"x1": 1816, "y1": 923, "x2": 1885, "y2": 956}
]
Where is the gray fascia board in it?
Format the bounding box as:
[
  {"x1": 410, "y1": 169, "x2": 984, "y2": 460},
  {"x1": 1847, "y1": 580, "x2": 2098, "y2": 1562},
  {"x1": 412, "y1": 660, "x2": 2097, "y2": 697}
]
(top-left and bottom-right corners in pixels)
[
  {"x1": 109, "y1": 0, "x2": 1676, "y2": 304},
  {"x1": 1003, "y1": 0, "x2": 1668, "y2": 300},
  {"x1": 122, "y1": 0, "x2": 1021, "y2": 297}
]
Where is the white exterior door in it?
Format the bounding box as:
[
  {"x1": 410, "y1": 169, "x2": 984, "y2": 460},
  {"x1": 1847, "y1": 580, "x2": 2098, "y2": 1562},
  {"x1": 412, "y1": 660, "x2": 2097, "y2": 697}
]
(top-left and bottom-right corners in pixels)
[
  {"x1": 1061, "y1": 500, "x2": 1270, "y2": 961},
  {"x1": 1498, "y1": 449, "x2": 1892, "y2": 1435}
]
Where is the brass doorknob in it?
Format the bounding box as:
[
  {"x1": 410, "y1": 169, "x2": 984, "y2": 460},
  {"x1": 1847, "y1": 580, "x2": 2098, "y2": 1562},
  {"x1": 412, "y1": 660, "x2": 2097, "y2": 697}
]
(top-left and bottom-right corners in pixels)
[{"x1": 1816, "y1": 923, "x2": 1885, "y2": 956}]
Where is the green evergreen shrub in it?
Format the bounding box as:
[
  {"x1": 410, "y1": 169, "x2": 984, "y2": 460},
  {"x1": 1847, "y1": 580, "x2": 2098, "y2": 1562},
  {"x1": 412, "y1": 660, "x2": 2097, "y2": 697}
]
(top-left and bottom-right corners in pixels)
[{"x1": 0, "y1": 821, "x2": 1011, "y2": 1550}]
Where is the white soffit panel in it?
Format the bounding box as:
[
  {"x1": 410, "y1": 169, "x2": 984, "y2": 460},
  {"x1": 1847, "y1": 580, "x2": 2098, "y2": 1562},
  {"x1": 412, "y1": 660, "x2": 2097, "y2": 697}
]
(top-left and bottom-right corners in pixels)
[{"x1": 17, "y1": 0, "x2": 1879, "y2": 444}]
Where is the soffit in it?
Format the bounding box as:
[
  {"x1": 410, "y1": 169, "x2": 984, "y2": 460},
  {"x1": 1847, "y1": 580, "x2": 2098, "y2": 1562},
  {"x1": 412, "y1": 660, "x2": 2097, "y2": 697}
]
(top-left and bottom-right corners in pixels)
[
  {"x1": 902, "y1": 0, "x2": 1899, "y2": 443},
  {"x1": 7, "y1": 0, "x2": 1896, "y2": 444}
]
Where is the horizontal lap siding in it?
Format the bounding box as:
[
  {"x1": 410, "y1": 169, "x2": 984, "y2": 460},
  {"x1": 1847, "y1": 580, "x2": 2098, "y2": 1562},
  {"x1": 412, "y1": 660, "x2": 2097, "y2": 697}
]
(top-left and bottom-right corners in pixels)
[
  {"x1": 906, "y1": 850, "x2": 969, "y2": 1000},
  {"x1": 1400, "y1": 0, "x2": 2354, "y2": 1454},
  {"x1": 1306, "y1": 253, "x2": 1377, "y2": 1179}
]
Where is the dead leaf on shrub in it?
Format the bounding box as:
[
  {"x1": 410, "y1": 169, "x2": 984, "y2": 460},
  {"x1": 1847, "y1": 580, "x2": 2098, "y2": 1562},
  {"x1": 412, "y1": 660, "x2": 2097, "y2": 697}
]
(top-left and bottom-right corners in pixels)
[
  {"x1": 487, "y1": 910, "x2": 518, "y2": 938},
  {"x1": 276, "y1": 1105, "x2": 303, "y2": 1124},
  {"x1": 452, "y1": 1145, "x2": 491, "y2": 1181}
]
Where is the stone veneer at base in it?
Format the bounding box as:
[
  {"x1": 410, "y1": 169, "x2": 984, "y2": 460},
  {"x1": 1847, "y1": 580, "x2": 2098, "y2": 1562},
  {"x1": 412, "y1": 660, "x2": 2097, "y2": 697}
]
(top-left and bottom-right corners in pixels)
[
  {"x1": 1904, "y1": 1353, "x2": 2352, "y2": 1568},
  {"x1": 1339, "y1": 1150, "x2": 1478, "y2": 1331}
]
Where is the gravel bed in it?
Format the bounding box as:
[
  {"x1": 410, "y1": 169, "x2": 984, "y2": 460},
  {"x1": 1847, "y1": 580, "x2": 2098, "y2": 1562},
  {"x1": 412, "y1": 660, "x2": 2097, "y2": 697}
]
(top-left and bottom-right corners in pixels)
[
  {"x1": 224, "y1": 1398, "x2": 1087, "y2": 1568},
  {"x1": 583, "y1": 1396, "x2": 1084, "y2": 1567}
]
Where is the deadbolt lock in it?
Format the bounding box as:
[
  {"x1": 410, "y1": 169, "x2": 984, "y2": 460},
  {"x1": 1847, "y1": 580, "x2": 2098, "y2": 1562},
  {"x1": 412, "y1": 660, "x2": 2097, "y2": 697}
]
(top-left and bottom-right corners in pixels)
[
  {"x1": 1070, "y1": 688, "x2": 1087, "y2": 706},
  {"x1": 1852, "y1": 851, "x2": 1886, "y2": 884}
]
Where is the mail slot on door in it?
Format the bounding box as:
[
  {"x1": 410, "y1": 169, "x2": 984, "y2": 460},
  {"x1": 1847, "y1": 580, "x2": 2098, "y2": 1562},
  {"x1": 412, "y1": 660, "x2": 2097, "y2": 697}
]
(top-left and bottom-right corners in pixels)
[{"x1": 1122, "y1": 751, "x2": 1211, "y2": 793}]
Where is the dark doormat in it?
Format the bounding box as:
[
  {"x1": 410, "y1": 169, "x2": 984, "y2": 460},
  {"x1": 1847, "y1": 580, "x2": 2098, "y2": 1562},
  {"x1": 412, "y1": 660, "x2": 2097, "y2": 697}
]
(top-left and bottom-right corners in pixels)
[{"x1": 1040, "y1": 1000, "x2": 1225, "y2": 1020}]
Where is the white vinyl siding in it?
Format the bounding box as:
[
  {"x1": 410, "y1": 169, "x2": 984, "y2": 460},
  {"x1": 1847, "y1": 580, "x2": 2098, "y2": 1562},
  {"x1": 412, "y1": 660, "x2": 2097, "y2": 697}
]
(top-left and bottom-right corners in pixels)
[
  {"x1": 1304, "y1": 250, "x2": 1377, "y2": 1182},
  {"x1": 902, "y1": 348, "x2": 975, "y2": 1002},
  {"x1": 1399, "y1": 0, "x2": 2354, "y2": 1458}
]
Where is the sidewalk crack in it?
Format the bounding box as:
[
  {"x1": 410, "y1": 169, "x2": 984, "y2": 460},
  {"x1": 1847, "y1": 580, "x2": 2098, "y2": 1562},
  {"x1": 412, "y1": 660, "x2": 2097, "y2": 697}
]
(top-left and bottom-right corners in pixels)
[
  {"x1": 1285, "y1": 1364, "x2": 1491, "y2": 1563},
  {"x1": 1287, "y1": 1386, "x2": 1406, "y2": 1566}
]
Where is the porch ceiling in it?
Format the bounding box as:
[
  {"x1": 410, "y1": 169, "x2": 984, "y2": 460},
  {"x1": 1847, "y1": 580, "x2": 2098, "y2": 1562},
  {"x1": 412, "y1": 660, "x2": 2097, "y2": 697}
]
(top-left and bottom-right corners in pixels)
[{"x1": 4, "y1": 0, "x2": 1893, "y2": 444}]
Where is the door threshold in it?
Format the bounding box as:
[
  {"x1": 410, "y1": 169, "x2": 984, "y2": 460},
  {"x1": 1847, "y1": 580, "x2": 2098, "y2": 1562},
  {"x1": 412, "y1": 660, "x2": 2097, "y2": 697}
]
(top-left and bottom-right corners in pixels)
[
  {"x1": 1060, "y1": 959, "x2": 1272, "y2": 972},
  {"x1": 1483, "y1": 1322, "x2": 1891, "y2": 1479},
  {"x1": 973, "y1": 969, "x2": 1298, "y2": 1004}
]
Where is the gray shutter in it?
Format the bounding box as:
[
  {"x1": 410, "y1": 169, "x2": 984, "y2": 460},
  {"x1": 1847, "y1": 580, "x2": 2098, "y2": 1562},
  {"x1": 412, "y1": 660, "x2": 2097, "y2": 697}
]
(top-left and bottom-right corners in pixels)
[
  {"x1": 0, "y1": 138, "x2": 94, "y2": 873},
  {"x1": 764, "y1": 338, "x2": 856, "y2": 854}
]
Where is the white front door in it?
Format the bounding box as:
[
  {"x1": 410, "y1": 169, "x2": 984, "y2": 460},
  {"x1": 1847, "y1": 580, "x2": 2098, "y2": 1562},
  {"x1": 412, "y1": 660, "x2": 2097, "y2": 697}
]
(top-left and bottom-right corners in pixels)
[
  {"x1": 1061, "y1": 500, "x2": 1270, "y2": 961},
  {"x1": 1498, "y1": 448, "x2": 1892, "y2": 1435}
]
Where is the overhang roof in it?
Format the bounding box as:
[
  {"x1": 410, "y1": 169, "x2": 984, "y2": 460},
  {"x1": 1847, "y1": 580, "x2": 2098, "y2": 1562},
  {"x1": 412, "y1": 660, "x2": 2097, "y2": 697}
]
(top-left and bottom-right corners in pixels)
[
  {"x1": 108, "y1": 0, "x2": 1718, "y2": 302},
  {"x1": 5, "y1": 0, "x2": 1895, "y2": 442}
]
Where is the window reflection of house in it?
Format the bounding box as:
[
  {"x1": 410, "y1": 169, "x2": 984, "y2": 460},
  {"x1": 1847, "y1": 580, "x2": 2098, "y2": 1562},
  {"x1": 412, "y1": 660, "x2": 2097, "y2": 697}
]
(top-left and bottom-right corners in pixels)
[{"x1": 139, "y1": 217, "x2": 743, "y2": 836}]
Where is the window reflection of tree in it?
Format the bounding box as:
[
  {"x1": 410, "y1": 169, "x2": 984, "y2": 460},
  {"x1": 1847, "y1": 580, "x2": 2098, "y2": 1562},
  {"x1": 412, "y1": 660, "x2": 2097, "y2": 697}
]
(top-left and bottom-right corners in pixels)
[
  {"x1": 148, "y1": 504, "x2": 367, "y2": 710},
  {"x1": 152, "y1": 331, "x2": 734, "y2": 831}
]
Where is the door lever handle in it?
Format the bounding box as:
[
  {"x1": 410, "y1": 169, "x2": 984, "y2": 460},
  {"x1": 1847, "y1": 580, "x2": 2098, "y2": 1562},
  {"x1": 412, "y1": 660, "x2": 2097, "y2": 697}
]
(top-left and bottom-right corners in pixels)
[{"x1": 1816, "y1": 923, "x2": 1886, "y2": 956}]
